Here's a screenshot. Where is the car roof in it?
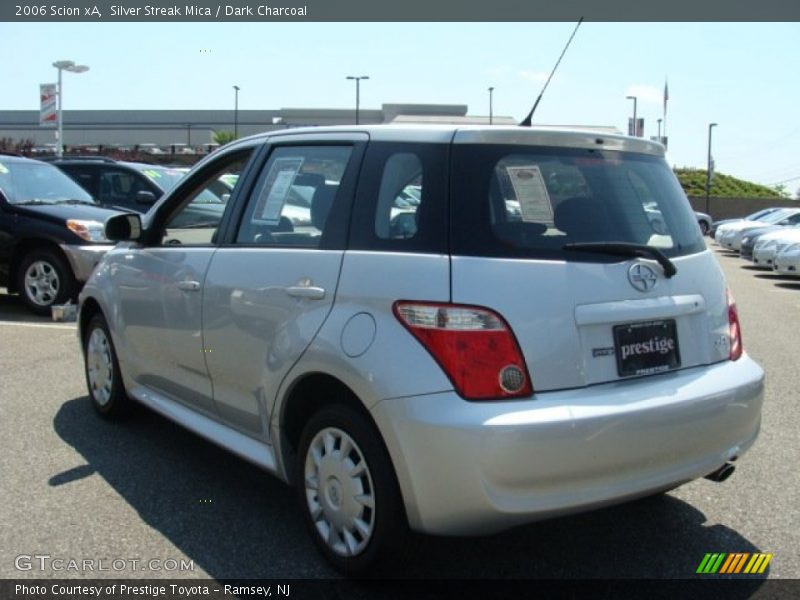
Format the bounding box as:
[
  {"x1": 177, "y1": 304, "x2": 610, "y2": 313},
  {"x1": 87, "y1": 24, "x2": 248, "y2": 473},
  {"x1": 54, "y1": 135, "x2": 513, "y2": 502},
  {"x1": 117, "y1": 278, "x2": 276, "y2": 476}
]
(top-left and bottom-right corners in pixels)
[{"x1": 236, "y1": 124, "x2": 665, "y2": 157}]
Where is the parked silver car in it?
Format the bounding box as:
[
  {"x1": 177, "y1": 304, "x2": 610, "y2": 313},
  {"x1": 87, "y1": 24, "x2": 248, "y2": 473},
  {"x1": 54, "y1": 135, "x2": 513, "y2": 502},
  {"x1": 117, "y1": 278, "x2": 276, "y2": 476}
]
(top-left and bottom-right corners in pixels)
[{"x1": 79, "y1": 126, "x2": 764, "y2": 573}]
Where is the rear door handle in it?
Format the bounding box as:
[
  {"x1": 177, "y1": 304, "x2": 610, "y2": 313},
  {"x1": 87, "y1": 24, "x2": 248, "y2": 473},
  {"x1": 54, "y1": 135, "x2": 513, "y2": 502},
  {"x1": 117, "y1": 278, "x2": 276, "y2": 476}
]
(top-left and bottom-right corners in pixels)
[
  {"x1": 177, "y1": 280, "x2": 201, "y2": 292},
  {"x1": 285, "y1": 285, "x2": 326, "y2": 300}
]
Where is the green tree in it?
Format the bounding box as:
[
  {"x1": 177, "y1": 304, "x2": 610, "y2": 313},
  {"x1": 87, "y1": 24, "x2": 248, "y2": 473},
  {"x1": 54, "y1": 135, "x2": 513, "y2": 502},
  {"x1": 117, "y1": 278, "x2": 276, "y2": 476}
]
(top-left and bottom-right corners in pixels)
[{"x1": 213, "y1": 130, "x2": 237, "y2": 145}]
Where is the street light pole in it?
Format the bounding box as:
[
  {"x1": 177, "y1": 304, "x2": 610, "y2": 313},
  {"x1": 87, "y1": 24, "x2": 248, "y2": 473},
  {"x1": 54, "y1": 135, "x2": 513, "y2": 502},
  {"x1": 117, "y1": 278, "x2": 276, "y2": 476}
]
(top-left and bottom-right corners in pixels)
[
  {"x1": 488, "y1": 86, "x2": 494, "y2": 125},
  {"x1": 705, "y1": 122, "x2": 718, "y2": 215},
  {"x1": 346, "y1": 76, "x2": 369, "y2": 125},
  {"x1": 625, "y1": 95, "x2": 638, "y2": 137},
  {"x1": 52, "y1": 60, "x2": 89, "y2": 158},
  {"x1": 233, "y1": 85, "x2": 240, "y2": 139}
]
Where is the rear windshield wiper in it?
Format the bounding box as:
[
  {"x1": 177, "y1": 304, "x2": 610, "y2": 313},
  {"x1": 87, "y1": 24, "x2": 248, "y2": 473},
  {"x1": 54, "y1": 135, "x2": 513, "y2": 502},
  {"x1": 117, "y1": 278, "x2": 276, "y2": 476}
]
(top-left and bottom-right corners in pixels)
[{"x1": 563, "y1": 242, "x2": 677, "y2": 278}]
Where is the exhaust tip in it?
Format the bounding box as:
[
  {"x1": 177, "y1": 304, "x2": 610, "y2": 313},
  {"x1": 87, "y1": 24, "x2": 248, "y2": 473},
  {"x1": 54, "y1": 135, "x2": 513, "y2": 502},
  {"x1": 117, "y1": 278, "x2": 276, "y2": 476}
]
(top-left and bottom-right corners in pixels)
[{"x1": 705, "y1": 463, "x2": 736, "y2": 483}]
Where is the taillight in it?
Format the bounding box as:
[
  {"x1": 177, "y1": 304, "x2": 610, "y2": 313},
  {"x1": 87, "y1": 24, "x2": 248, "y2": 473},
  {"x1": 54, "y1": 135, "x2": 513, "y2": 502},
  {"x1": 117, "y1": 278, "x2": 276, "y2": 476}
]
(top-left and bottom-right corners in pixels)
[
  {"x1": 393, "y1": 301, "x2": 533, "y2": 400},
  {"x1": 727, "y1": 289, "x2": 743, "y2": 361}
]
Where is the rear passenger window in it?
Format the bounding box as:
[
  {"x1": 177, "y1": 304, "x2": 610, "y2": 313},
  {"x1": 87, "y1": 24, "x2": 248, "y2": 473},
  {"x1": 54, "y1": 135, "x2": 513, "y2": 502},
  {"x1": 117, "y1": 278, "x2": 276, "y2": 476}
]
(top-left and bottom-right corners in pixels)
[
  {"x1": 235, "y1": 146, "x2": 352, "y2": 248},
  {"x1": 375, "y1": 153, "x2": 423, "y2": 240},
  {"x1": 349, "y1": 142, "x2": 448, "y2": 254}
]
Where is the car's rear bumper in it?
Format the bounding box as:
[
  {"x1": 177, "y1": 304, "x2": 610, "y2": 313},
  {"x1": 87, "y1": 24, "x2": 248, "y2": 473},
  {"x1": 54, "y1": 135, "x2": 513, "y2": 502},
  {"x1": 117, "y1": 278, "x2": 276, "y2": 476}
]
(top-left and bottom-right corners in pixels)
[
  {"x1": 371, "y1": 356, "x2": 763, "y2": 535},
  {"x1": 60, "y1": 244, "x2": 114, "y2": 282}
]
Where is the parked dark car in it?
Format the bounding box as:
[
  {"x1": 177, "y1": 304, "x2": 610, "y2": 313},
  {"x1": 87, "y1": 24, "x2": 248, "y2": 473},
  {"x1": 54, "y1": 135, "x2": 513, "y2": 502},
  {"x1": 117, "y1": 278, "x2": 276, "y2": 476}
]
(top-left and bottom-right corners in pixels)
[
  {"x1": 45, "y1": 157, "x2": 186, "y2": 212},
  {"x1": 0, "y1": 154, "x2": 121, "y2": 314}
]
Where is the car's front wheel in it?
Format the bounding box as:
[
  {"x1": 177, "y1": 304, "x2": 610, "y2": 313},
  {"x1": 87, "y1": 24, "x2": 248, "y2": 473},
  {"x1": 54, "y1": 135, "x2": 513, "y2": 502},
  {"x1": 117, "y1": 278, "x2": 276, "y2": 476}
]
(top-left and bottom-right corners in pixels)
[
  {"x1": 699, "y1": 220, "x2": 710, "y2": 235},
  {"x1": 17, "y1": 249, "x2": 75, "y2": 315},
  {"x1": 296, "y1": 404, "x2": 406, "y2": 574},
  {"x1": 83, "y1": 313, "x2": 131, "y2": 418}
]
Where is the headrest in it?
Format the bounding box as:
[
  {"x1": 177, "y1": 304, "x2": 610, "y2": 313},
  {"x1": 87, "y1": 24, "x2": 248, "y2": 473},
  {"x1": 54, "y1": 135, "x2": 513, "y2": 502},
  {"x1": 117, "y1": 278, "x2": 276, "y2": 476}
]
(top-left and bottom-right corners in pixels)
[{"x1": 311, "y1": 184, "x2": 337, "y2": 231}]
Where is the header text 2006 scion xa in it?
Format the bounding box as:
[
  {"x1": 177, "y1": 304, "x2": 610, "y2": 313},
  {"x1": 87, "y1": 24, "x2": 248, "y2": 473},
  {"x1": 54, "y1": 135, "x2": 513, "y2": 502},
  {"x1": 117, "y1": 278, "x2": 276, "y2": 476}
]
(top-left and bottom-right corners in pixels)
[{"x1": 79, "y1": 125, "x2": 764, "y2": 573}]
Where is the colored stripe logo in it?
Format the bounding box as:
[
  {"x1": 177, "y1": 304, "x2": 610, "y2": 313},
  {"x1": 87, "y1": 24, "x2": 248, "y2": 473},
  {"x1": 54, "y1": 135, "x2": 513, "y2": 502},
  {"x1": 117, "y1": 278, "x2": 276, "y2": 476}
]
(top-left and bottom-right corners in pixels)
[{"x1": 696, "y1": 553, "x2": 773, "y2": 574}]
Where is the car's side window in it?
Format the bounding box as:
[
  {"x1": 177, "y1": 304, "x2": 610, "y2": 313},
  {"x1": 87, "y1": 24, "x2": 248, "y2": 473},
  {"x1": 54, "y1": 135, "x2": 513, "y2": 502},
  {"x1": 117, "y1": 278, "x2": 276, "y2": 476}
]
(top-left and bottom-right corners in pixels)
[
  {"x1": 158, "y1": 151, "x2": 253, "y2": 246},
  {"x1": 97, "y1": 168, "x2": 142, "y2": 206},
  {"x1": 234, "y1": 145, "x2": 353, "y2": 248},
  {"x1": 374, "y1": 153, "x2": 423, "y2": 240},
  {"x1": 63, "y1": 166, "x2": 100, "y2": 199},
  {"x1": 349, "y1": 141, "x2": 448, "y2": 254}
]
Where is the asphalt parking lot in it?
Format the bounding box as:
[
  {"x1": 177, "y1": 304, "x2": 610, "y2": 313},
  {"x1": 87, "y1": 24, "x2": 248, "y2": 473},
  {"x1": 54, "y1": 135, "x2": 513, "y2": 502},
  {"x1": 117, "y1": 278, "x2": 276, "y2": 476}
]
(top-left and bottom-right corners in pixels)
[{"x1": 0, "y1": 244, "x2": 798, "y2": 583}]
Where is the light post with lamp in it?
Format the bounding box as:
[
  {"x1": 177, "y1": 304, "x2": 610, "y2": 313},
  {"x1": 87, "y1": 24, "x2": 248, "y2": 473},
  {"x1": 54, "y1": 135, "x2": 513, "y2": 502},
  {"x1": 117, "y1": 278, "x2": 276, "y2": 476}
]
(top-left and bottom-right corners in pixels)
[
  {"x1": 52, "y1": 60, "x2": 89, "y2": 157},
  {"x1": 346, "y1": 76, "x2": 369, "y2": 125},
  {"x1": 706, "y1": 123, "x2": 718, "y2": 215},
  {"x1": 233, "y1": 85, "x2": 240, "y2": 139}
]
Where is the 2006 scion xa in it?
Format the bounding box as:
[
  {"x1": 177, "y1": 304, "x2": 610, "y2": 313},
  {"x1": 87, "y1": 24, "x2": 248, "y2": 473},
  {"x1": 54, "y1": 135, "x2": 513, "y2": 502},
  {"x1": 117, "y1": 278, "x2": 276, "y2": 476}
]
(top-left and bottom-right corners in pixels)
[{"x1": 79, "y1": 125, "x2": 764, "y2": 573}]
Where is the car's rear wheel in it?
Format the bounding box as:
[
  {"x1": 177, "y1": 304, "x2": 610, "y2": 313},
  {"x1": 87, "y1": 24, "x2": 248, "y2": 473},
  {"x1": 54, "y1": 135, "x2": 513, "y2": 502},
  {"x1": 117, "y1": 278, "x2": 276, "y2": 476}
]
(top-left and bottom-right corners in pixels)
[
  {"x1": 83, "y1": 313, "x2": 131, "y2": 418},
  {"x1": 17, "y1": 249, "x2": 75, "y2": 315},
  {"x1": 699, "y1": 221, "x2": 710, "y2": 235},
  {"x1": 296, "y1": 404, "x2": 405, "y2": 574}
]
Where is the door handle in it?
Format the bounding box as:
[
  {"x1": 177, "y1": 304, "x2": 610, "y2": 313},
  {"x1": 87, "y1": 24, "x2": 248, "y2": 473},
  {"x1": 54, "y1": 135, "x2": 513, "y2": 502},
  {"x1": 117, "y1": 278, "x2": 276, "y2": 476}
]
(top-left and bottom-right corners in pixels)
[
  {"x1": 285, "y1": 285, "x2": 326, "y2": 300},
  {"x1": 177, "y1": 280, "x2": 201, "y2": 292}
]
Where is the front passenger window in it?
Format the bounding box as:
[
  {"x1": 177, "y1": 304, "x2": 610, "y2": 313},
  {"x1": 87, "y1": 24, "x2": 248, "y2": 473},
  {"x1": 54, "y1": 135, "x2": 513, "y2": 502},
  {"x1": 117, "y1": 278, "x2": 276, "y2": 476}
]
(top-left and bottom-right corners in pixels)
[
  {"x1": 235, "y1": 145, "x2": 353, "y2": 248},
  {"x1": 161, "y1": 153, "x2": 251, "y2": 246}
]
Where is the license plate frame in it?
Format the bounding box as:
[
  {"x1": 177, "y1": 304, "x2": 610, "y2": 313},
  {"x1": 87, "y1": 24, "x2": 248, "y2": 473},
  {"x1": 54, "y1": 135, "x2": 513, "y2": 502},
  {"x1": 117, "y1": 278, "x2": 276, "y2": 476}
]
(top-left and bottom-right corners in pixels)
[{"x1": 613, "y1": 319, "x2": 681, "y2": 377}]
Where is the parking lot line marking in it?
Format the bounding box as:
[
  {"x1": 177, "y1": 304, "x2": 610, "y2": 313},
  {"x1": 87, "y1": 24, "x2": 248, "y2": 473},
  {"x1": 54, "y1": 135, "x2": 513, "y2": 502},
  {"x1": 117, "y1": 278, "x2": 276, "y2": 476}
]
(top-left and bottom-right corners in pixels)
[{"x1": 0, "y1": 321, "x2": 76, "y2": 330}]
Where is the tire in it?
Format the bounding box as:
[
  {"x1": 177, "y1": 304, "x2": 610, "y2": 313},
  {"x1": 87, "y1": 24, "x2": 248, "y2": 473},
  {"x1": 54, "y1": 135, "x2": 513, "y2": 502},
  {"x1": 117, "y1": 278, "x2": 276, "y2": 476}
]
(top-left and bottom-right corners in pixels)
[
  {"x1": 296, "y1": 404, "x2": 406, "y2": 574},
  {"x1": 699, "y1": 221, "x2": 710, "y2": 235},
  {"x1": 83, "y1": 313, "x2": 131, "y2": 419},
  {"x1": 17, "y1": 249, "x2": 75, "y2": 315}
]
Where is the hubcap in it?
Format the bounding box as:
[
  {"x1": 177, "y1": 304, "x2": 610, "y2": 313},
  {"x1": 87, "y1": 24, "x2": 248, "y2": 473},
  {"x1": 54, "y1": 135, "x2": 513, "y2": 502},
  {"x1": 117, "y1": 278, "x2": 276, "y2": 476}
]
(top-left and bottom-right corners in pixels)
[
  {"x1": 304, "y1": 427, "x2": 375, "y2": 557},
  {"x1": 87, "y1": 328, "x2": 113, "y2": 406},
  {"x1": 24, "y1": 260, "x2": 60, "y2": 306}
]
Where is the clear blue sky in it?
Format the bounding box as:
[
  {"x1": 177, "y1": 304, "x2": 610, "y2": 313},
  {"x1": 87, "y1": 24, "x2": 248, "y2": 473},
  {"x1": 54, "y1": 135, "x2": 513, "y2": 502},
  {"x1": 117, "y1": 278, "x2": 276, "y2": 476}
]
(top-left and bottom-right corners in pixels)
[{"x1": 2, "y1": 22, "x2": 799, "y2": 191}]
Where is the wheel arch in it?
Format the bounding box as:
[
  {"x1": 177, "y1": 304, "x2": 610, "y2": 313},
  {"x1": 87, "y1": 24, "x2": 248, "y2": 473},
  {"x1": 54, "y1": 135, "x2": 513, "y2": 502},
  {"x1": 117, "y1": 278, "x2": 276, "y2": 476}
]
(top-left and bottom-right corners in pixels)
[
  {"x1": 277, "y1": 372, "x2": 389, "y2": 487},
  {"x1": 78, "y1": 296, "x2": 104, "y2": 347}
]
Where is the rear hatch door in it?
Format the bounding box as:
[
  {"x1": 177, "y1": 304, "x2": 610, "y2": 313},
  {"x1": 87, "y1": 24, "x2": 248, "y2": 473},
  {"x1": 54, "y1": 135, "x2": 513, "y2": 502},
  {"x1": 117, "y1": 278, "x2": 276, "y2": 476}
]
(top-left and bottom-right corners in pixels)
[{"x1": 449, "y1": 130, "x2": 731, "y2": 392}]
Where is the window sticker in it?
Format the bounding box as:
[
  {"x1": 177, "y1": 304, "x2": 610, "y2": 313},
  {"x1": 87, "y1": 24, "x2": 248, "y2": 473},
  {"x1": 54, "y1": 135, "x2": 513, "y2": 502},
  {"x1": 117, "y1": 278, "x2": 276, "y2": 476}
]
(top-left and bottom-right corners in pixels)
[
  {"x1": 252, "y1": 157, "x2": 305, "y2": 225},
  {"x1": 506, "y1": 165, "x2": 553, "y2": 223}
]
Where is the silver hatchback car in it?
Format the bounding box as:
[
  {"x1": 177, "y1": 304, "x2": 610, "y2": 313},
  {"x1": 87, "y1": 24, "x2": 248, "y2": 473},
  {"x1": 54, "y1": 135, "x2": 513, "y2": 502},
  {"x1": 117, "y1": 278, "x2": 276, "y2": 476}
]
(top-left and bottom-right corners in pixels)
[{"x1": 79, "y1": 126, "x2": 764, "y2": 573}]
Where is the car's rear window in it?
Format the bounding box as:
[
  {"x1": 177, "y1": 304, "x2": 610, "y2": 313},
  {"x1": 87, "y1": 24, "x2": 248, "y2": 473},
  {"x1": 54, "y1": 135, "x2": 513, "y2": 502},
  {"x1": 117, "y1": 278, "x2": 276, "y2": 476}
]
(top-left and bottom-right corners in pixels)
[{"x1": 451, "y1": 144, "x2": 705, "y2": 260}]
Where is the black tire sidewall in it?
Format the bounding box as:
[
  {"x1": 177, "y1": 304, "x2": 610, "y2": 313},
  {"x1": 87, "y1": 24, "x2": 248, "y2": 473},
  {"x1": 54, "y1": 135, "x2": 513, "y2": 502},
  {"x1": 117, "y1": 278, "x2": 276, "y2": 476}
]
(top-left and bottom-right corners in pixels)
[
  {"x1": 84, "y1": 313, "x2": 129, "y2": 418},
  {"x1": 295, "y1": 405, "x2": 405, "y2": 575},
  {"x1": 17, "y1": 249, "x2": 75, "y2": 315}
]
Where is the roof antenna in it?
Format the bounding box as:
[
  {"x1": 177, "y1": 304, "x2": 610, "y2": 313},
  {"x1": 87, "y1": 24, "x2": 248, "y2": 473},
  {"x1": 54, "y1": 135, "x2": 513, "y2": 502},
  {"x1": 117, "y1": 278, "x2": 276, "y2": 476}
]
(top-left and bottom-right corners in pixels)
[{"x1": 519, "y1": 17, "x2": 584, "y2": 127}]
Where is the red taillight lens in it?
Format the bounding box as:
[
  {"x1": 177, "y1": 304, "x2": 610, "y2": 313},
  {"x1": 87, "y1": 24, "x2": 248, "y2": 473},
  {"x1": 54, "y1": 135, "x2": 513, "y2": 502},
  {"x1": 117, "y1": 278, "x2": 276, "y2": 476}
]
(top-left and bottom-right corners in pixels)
[
  {"x1": 393, "y1": 302, "x2": 533, "y2": 400},
  {"x1": 727, "y1": 289, "x2": 743, "y2": 361}
]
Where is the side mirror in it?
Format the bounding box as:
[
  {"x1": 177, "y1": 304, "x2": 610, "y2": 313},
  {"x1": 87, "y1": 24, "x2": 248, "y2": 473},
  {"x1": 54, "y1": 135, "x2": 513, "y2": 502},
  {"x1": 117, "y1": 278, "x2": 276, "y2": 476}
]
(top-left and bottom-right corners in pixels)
[
  {"x1": 136, "y1": 190, "x2": 158, "y2": 205},
  {"x1": 105, "y1": 213, "x2": 143, "y2": 242}
]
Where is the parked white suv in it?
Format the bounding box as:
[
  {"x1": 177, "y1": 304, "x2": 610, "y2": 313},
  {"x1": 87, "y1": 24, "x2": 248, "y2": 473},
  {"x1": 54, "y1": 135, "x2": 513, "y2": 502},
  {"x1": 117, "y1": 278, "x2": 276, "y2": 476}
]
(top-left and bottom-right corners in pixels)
[{"x1": 79, "y1": 125, "x2": 764, "y2": 573}]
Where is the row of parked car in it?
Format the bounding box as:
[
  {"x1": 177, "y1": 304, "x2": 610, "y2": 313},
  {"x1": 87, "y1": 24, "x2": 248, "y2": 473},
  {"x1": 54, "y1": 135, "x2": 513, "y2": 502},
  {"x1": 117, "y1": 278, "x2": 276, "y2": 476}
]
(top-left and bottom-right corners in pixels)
[{"x1": 712, "y1": 206, "x2": 800, "y2": 276}]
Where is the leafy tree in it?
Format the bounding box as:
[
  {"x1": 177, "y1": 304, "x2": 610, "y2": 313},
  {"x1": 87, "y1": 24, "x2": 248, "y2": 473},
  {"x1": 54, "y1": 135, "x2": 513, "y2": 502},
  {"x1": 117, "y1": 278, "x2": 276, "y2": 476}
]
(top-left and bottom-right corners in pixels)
[{"x1": 213, "y1": 131, "x2": 237, "y2": 145}]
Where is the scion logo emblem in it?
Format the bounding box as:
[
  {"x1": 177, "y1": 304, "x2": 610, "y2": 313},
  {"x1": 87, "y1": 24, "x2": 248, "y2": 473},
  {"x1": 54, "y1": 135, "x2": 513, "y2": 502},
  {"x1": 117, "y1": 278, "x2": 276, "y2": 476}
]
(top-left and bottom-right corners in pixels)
[{"x1": 628, "y1": 263, "x2": 658, "y2": 292}]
